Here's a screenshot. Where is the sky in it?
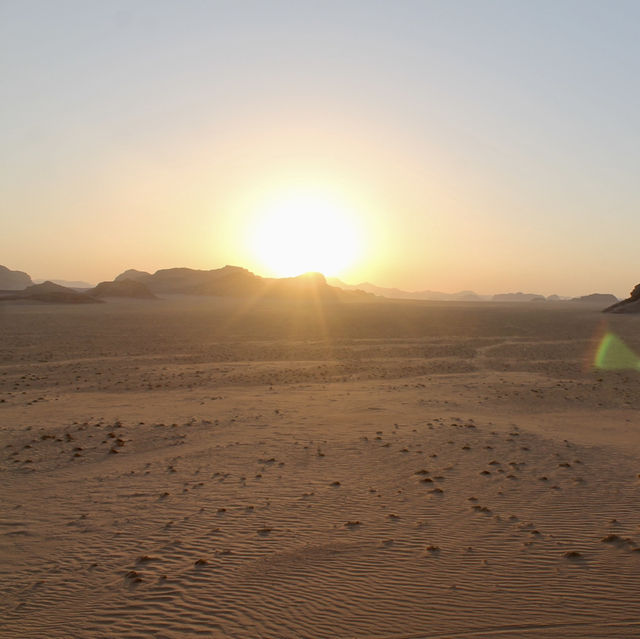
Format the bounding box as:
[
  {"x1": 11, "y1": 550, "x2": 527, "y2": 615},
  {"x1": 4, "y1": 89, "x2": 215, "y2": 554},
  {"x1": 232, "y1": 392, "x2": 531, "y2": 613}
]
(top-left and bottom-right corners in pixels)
[{"x1": 2, "y1": 0, "x2": 640, "y2": 297}]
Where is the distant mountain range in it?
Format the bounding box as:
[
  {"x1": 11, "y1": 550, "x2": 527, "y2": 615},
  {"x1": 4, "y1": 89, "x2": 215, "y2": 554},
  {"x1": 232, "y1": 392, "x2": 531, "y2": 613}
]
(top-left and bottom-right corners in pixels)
[
  {"x1": 328, "y1": 278, "x2": 617, "y2": 305},
  {"x1": 0, "y1": 263, "x2": 624, "y2": 308},
  {"x1": 33, "y1": 278, "x2": 95, "y2": 289},
  {"x1": 0, "y1": 266, "x2": 95, "y2": 292},
  {"x1": 327, "y1": 278, "x2": 487, "y2": 301},
  {"x1": 572, "y1": 293, "x2": 619, "y2": 306},
  {"x1": 491, "y1": 292, "x2": 546, "y2": 302},
  {"x1": 113, "y1": 266, "x2": 373, "y2": 300},
  {"x1": 1, "y1": 281, "x2": 102, "y2": 304},
  {"x1": 92, "y1": 279, "x2": 157, "y2": 299},
  {"x1": 0, "y1": 265, "x2": 375, "y2": 303}
]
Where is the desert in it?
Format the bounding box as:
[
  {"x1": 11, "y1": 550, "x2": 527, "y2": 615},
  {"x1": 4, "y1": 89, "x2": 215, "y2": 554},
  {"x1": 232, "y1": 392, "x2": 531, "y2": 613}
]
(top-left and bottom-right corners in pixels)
[
  {"x1": 2, "y1": 295, "x2": 640, "y2": 638},
  {"x1": 4, "y1": 2, "x2": 640, "y2": 637}
]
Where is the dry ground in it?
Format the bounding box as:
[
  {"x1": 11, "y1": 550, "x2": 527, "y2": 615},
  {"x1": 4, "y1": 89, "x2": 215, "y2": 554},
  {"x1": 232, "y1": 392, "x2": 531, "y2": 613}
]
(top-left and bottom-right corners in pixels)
[{"x1": 1, "y1": 297, "x2": 640, "y2": 638}]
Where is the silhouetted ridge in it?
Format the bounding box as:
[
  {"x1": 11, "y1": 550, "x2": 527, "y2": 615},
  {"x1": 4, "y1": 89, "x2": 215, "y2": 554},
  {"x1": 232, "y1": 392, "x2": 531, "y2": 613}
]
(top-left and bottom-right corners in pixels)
[
  {"x1": 328, "y1": 278, "x2": 486, "y2": 301},
  {"x1": 571, "y1": 293, "x2": 618, "y2": 306},
  {"x1": 112, "y1": 266, "x2": 372, "y2": 301},
  {"x1": 90, "y1": 279, "x2": 156, "y2": 299},
  {"x1": 492, "y1": 292, "x2": 546, "y2": 302},
  {"x1": 13, "y1": 281, "x2": 101, "y2": 304},
  {"x1": 603, "y1": 284, "x2": 640, "y2": 313},
  {"x1": 0, "y1": 265, "x2": 32, "y2": 290},
  {"x1": 114, "y1": 269, "x2": 151, "y2": 283}
]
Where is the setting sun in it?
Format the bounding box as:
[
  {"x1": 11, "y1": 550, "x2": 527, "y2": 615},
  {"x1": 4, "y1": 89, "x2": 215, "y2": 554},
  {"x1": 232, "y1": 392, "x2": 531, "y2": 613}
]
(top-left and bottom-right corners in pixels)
[{"x1": 249, "y1": 189, "x2": 361, "y2": 278}]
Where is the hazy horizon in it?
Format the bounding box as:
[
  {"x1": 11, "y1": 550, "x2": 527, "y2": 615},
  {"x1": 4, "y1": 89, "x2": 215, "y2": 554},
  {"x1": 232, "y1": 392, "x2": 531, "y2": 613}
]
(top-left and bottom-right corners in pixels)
[
  {"x1": 6, "y1": 261, "x2": 628, "y2": 299},
  {"x1": 3, "y1": 1, "x2": 640, "y2": 298}
]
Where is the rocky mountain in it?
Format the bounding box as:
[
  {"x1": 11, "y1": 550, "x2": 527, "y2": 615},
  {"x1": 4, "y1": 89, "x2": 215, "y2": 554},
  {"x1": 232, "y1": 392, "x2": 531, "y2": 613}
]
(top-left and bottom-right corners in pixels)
[
  {"x1": 0, "y1": 265, "x2": 32, "y2": 290},
  {"x1": 90, "y1": 279, "x2": 156, "y2": 299},
  {"x1": 114, "y1": 269, "x2": 152, "y2": 283},
  {"x1": 603, "y1": 284, "x2": 640, "y2": 313},
  {"x1": 0, "y1": 281, "x2": 101, "y2": 304},
  {"x1": 330, "y1": 279, "x2": 616, "y2": 304},
  {"x1": 112, "y1": 266, "x2": 373, "y2": 301},
  {"x1": 33, "y1": 279, "x2": 94, "y2": 289},
  {"x1": 328, "y1": 278, "x2": 486, "y2": 301},
  {"x1": 492, "y1": 292, "x2": 546, "y2": 302},
  {"x1": 571, "y1": 293, "x2": 619, "y2": 306}
]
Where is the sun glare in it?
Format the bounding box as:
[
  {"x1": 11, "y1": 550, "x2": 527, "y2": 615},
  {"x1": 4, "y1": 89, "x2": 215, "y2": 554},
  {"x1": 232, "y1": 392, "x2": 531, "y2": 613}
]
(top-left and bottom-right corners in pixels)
[{"x1": 250, "y1": 190, "x2": 361, "y2": 278}]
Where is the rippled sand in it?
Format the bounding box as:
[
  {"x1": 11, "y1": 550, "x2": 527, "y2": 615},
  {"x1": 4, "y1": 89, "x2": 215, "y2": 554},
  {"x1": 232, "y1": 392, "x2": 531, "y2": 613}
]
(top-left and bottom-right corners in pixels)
[{"x1": 2, "y1": 297, "x2": 640, "y2": 638}]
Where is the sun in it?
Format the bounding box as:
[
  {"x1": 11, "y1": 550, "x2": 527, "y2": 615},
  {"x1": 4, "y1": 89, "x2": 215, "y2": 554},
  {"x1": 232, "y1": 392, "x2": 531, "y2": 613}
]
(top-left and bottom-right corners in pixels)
[{"x1": 249, "y1": 189, "x2": 361, "y2": 278}]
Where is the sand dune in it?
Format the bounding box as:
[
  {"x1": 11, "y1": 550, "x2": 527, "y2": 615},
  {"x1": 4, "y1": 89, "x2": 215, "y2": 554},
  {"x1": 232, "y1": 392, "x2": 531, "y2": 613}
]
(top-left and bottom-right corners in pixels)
[{"x1": 1, "y1": 298, "x2": 640, "y2": 637}]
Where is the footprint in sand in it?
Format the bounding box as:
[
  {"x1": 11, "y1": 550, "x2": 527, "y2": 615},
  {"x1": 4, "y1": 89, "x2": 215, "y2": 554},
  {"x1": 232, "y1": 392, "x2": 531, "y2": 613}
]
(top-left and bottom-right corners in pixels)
[
  {"x1": 125, "y1": 570, "x2": 142, "y2": 584},
  {"x1": 600, "y1": 534, "x2": 636, "y2": 548}
]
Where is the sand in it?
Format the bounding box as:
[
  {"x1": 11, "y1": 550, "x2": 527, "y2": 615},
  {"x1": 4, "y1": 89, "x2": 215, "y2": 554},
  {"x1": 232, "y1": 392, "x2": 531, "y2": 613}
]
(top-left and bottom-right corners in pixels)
[{"x1": 1, "y1": 296, "x2": 640, "y2": 638}]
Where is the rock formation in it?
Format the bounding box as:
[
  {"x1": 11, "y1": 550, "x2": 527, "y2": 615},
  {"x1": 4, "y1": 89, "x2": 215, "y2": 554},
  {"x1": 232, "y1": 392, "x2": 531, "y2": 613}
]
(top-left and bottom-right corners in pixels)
[
  {"x1": 571, "y1": 293, "x2": 619, "y2": 307},
  {"x1": 328, "y1": 278, "x2": 486, "y2": 301},
  {"x1": 113, "y1": 266, "x2": 372, "y2": 301},
  {"x1": 114, "y1": 269, "x2": 152, "y2": 283},
  {"x1": 90, "y1": 279, "x2": 156, "y2": 299},
  {"x1": 15, "y1": 281, "x2": 100, "y2": 304},
  {"x1": 603, "y1": 285, "x2": 640, "y2": 313},
  {"x1": 492, "y1": 292, "x2": 546, "y2": 302},
  {"x1": 0, "y1": 265, "x2": 32, "y2": 290}
]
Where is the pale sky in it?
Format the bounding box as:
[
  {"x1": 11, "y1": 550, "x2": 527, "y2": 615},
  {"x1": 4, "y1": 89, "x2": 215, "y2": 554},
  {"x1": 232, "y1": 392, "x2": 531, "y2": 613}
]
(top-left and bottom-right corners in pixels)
[{"x1": 2, "y1": 0, "x2": 639, "y2": 297}]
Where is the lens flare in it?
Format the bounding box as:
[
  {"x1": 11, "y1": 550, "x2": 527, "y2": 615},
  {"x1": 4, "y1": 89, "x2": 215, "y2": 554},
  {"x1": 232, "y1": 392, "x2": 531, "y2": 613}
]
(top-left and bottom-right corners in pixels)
[{"x1": 594, "y1": 333, "x2": 640, "y2": 370}]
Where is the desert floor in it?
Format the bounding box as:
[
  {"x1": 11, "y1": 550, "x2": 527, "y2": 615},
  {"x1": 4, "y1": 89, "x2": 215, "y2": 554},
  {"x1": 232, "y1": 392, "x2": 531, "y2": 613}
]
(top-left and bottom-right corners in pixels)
[{"x1": 1, "y1": 297, "x2": 640, "y2": 638}]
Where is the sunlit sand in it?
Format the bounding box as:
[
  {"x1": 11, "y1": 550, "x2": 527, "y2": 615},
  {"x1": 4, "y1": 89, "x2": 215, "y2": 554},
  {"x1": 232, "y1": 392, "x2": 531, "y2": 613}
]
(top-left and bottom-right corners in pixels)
[{"x1": 2, "y1": 297, "x2": 640, "y2": 638}]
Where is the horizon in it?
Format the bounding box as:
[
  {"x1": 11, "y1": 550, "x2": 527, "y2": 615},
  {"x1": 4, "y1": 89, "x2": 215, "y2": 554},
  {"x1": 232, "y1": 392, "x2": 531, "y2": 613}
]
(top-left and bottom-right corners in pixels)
[
  {"x1": 10, "y1": 262, "x2": 631, "y2": 299},
  {"x1": 2, "y1": 1, "x2": 640, "y2": 298}
]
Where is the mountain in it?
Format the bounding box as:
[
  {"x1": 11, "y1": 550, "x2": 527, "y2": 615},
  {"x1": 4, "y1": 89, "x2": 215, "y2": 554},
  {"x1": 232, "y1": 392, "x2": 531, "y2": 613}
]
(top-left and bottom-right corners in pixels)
[
  {"x1": 0, "y1": 281, "x2": 101, "y2": 304},
  {"x1": 328, "y1": 278, "x2": 486, "y2": 301},
  {"x1": 33, "y1": 278, "x2": 94, "y2": 289},
  {"x1": 603, "y1": 285, "x2": 640, "y2": 313},
  {"x1": 90, "y1": 279, "x2": 156, "y2": 299},
  {"x1": 115, "y1": 266, "x2": 249, "y2": 295},
  {"x1": 331, "y1": 279, "x2": 612, "y2": 304},
  {"x1": 112, "y1": 266, "x2": 373, "y2": 301},
  {"x1": 571, "y1": 293, "x2": 619, "y2": 307},
  {"x1": 0, "y1": 265, "x2": 32, "y2": 290},
  {"x1": 492, "y1": 292, "x2": 546, "y2": 302},
  {"x1": 114, "y1": 269, "x2": 152, "y2": 283}
]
